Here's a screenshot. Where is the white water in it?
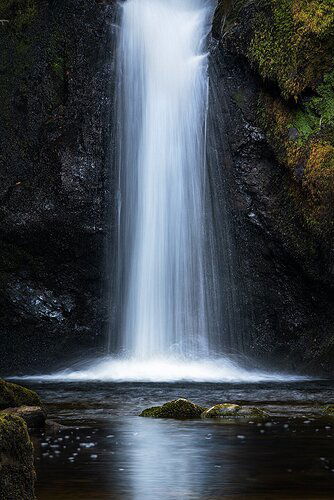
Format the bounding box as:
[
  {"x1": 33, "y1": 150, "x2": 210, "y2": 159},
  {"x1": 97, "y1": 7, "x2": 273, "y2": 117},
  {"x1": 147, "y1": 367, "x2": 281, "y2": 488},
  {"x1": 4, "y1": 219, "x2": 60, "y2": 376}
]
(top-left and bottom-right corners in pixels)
[
  {"x1": 17, "y1": 0, "x2": 305, "y2": 383},
  {"x1": 117, "y1": 0, "x2": 214, "y2": 359},
  {"x1": 19, "y1": 356, "x2": 307, "y2": 383}
]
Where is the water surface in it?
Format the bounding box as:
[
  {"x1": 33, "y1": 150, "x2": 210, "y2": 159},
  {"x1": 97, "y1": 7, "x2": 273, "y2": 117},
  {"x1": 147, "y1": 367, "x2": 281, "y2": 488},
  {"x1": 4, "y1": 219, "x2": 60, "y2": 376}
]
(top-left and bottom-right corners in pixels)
[{"x1": 26, "y1": 380, "x2": 334, "y2": 499}]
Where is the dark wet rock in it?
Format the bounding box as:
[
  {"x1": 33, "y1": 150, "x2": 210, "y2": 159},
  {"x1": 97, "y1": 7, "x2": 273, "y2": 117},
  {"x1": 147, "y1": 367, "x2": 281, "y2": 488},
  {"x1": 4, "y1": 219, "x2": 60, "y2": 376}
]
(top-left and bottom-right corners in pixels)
[
  {"x1": 140, "y1": 399, "x2": 205, "y2": 419},
  {"x1": 0, "y1": 380, "x2": 41, "y2": 410},
  {"x1": 206, "y1": 10, "x2": 334, "y2": 376},
  {"x1": 201, "y1": 403, "x2": 268, "y2": 419},
  {"x1": 0, "y1": 414, "x2": 35, "y2": 499},
  {"x1": 0, "y1": 0, "x2": 118, "y2": 374},
  {"x1": 45, "y1": 419, "x2": 68, "y2": 433},
  {"x1": 1, "y1": 406, "x2": 46, "y2": 429}
]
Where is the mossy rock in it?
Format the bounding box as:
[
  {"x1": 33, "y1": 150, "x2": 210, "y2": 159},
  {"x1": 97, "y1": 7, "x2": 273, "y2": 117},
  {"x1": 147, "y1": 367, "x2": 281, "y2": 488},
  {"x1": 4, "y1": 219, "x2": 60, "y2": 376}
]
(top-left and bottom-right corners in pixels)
[
  {"x1": 1, "y1": 405, "x2": 46, "y2": 429},
  {"x1": 201, "y1": 403, "x2": 268, "y2": 419},
  {"x1": 0, "y1": 379, "x2": 41, "y2": 410},
  {"x1": 140, "y1": 398, "x2": 206, "y2": 419},
  {"x1": 0, "y1": 413, "x2": 35, "y2": 499},
  {"x1": 323, "y1": 405, "x2": 334, "y2": 416}
]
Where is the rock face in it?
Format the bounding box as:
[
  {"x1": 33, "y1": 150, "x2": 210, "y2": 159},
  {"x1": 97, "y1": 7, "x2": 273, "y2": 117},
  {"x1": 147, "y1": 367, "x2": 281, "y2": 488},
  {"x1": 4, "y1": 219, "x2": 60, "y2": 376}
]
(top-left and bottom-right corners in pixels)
[
  {"x1": 1, "y1": 406, "x2": 46, "y2": 429},
  {"x1": 0, "y1": 0, "x2": 118, "y2": 374},
  {"x1": 0, "y1": 379, "x2": 41, "y2": 410},
  {"x1": 0, "y1": 0, "x2": 333, "y2": 377},
  {"x1": 140, "y1": 399, "x2": 205, "y2": 419},
  {"x1": 0, "y1": 414, "x2": 35, "y2": 499},
  {"x1": 209, "y1": 0, "x2": 334, "y2": 375},
  {"x1": 202, "y1": 404, "x2": 267, "y2": 419}
]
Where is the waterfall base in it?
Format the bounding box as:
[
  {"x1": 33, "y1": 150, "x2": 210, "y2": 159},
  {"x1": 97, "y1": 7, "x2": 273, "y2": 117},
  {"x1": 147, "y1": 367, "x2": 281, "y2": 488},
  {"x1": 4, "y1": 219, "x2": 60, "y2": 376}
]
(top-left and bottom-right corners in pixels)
[{"x1": 17, "y1": 356, "x2": 308, "y2": 383}]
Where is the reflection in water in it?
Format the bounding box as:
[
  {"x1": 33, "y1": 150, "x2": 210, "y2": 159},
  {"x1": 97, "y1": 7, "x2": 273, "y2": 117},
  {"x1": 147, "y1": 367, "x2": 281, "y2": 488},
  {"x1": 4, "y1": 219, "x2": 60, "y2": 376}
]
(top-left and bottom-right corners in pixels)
[
  {"x1": 125, "y1": 419, "x2": 208, "y2": 499},
  {"x1": 30, "y1": 381, "x2": 334, "y2": 499}
]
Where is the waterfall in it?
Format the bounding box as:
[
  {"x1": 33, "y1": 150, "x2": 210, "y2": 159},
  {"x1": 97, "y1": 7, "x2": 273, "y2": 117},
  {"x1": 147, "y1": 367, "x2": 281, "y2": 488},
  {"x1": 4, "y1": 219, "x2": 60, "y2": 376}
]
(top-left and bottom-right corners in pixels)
[
  {"x1": 21, "y1": 0, "x2": 304, "y2": 382},
  {"x1": 116, "y1": 0, "x2": 215, "y2": 360}
]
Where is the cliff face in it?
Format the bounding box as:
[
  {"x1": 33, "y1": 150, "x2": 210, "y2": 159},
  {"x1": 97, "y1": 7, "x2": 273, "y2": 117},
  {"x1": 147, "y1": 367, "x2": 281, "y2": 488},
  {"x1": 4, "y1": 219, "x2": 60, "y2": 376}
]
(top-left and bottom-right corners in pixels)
[
  {"x1": 1, "y1": 0, "x2": 334, "y2": 376},
  {"x1": 211, "y1": 0, "x2": 334, "y2": 373},
  {"x1": 0, "y1": 0, "x2": 117, "y2": 374}
]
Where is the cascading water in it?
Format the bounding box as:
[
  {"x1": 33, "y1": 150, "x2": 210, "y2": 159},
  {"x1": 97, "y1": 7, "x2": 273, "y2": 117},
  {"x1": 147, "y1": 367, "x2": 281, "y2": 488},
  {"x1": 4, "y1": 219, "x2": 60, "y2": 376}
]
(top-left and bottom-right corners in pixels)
[
  {"x1": 20, "y1": 0, "x2": 305, "y2": 382},
  {"x1": 117, "y1": 0, "x2": 214, "y2": 360}
]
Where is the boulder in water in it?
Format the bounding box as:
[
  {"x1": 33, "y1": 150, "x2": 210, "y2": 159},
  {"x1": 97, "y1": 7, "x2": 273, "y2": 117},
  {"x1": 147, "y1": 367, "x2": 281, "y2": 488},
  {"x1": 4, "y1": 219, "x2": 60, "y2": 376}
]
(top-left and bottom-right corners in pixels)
[
  {"x1": 201, "y1": 403, "x2": 268, "y2": 419},
  {"x1": 140, "y1": 398, "x2": 205, "y2": 419}
]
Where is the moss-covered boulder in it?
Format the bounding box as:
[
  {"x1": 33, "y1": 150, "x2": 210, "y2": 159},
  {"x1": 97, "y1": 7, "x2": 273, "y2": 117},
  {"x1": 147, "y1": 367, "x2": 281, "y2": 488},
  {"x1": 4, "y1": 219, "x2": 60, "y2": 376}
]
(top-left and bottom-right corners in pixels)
[
  {"x1": 0, "y1": 414, "x2": 35, "y2": 499},
  {"x1": 140, "y1": 398, "x2": 205, "y2": 419},
  {"x1": 0, "y1": 379, "x2": 41, "y2": 410},
  {"x1": 201, "y1": 403, "x2": 268, "y2": 419},
  {"x1": 1, "y1": 405, "x2": 46, "y2": 429}
]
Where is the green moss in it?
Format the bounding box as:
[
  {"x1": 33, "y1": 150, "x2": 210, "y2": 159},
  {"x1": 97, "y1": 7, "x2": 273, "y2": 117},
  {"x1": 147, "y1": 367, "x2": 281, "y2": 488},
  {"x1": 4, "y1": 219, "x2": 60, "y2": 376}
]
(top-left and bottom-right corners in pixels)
[
  {"x1": 288, "y1": 110, "x2": 319, "y2": 142},
  {"x1": 202, "y1": 403, "x2": 268, "y2": 419},
  {"x1": 52, "y1": 55, "x2": 65, "y2": 77},
  {"x1": 232, "y1": 89, "x2": 247, "y2": 110},
  {"x1": 0, "y1": 414, "x2": 35, "y2": 499},
  {"x1": 247, "y1": 0, "x2": 334, "y2": 99},
  {"x1": 140, "y1": 399, "x2": 206, "y2": 419},
  {"x1": 308, "y1": 69, "x2": 334, "y2": 127},
  {"x1": 323, "y1": 405, "x2": 334, "y2": 416},
  {"x1": 0, "y1": 0, "x2": 37, "y2": 30},
  {"x1": 0, "y1": 379, "x2": 41, "y2": 410}
]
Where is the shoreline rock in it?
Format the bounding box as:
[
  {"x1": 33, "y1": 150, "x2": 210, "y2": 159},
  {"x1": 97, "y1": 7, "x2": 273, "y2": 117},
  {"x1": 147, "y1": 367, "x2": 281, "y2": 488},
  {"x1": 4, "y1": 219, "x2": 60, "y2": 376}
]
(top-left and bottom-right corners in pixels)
[
  {"x1": 0, "y1": 379, "x2": 41, "y2": 410},
  {"x1": 0, "y1": 405, "x2": 46, "y2": 429},
  {"x1": 0, "y1": 414, "x2": 35, "y2": 499}
]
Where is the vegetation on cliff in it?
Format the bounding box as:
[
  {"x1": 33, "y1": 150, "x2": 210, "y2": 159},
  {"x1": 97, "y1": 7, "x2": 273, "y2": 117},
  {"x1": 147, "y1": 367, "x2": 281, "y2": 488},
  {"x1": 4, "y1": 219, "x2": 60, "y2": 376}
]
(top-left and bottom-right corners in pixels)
[{"x1": 220, "y1": 0, "x2": 334, "y2": 241}]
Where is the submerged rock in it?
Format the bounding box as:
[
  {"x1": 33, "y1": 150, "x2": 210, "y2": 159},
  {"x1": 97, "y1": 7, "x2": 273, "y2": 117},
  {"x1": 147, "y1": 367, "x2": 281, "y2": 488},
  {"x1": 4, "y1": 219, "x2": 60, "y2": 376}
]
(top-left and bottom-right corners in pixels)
[
  {"x1": 140, "y1": 398, "x2": 205, "y2": 419},
  {"x1": 201, "y1": 403, "x2": 268, "y2": 419},
  {"x1": 0, "y1": 414, "x2": 35, "y2": 499},
  {"x1": 0, "y1": 379, "x2": 41, "y2": 410},
  {"x1": 45, "y1": 419, "x2": 68, "y2": 433},
  {"x1": 1, "y1": 406, "x2": 46, "y2": 429}
]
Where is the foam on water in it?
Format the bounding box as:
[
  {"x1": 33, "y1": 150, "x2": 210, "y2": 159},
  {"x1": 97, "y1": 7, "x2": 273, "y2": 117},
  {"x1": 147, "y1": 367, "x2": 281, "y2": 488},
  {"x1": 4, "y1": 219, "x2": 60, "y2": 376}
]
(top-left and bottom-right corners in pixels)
[{"x1": 18, "y1": 356, "x2": 307, "y2": 383}]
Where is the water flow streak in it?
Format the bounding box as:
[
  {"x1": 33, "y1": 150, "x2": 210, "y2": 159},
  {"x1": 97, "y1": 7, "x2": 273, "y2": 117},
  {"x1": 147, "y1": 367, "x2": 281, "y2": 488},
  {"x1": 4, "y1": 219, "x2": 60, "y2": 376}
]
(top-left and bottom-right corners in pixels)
[{"x1": 117, "y1": 0, "x2": 215, "y2": 360}]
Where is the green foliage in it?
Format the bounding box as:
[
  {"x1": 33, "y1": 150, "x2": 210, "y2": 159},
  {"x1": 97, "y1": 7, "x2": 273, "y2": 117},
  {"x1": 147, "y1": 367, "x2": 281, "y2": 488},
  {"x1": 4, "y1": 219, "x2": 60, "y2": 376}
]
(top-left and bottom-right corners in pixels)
[
  {"x1": 308, "y1": 69, "x2": 334, "y2": 128},
  {"x1": 248, "y1": 0, "x2": 334, "y2": 98}
]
